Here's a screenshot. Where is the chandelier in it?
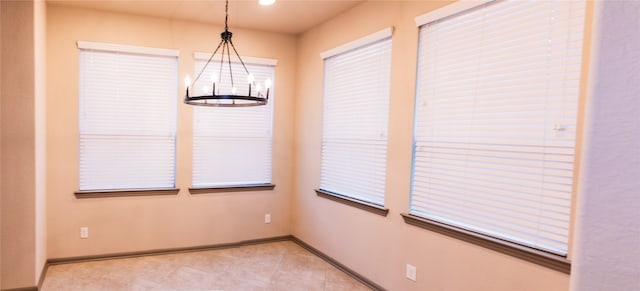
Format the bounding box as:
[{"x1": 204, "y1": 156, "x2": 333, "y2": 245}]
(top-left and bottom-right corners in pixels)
[{"x1": 184, "y1": 0, "x2": 271, "y2": 107}]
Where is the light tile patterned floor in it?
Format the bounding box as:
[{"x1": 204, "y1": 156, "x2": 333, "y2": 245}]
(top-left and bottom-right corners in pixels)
[{"x1": 41, "y1": 240, "x2": 373, "y2": 291}]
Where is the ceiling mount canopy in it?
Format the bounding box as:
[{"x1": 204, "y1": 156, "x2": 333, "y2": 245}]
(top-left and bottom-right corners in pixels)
[{"x1": 184, "y1": 0, "x2": 271, "y2": 107}]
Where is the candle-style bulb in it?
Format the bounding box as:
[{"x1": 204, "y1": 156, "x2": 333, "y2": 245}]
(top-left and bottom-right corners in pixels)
[
  {"x1": 184, "y1": 76, "x2": 191, "y2": 89},
  {"x1": 232, "y1": 87, "x2": 237, "y2": 94},
  {"x1": 202, "y1": 85, "x2": 209, "y2": 94},
  {"x1": 265, "y1": 78, "x2": 272, "y2": 89},
  {"x1": 211, "y1": 74, "x2": 217, "y2": 83},
  {"x1": 247, "y1": 74, "x2": 254, "y2": 84}
]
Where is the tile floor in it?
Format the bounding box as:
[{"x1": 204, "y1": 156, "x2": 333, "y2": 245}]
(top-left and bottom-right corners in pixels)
[{"x1": 41, "y1": 240, "x2": 373, "y2": 291}]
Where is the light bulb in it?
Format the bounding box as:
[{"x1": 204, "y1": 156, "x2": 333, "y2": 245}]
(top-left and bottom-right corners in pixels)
[
  {"x1": 247, "y1": 74, "x2": 254, "y2": 84},
  {"x1": 184, "y1": 76, "x2": 191, "y2": 89},
  {"x1": 202, "y1": 85, "x2": 209, "y2": 94},
  {"x1": 259, "y1": 0, "x2": 275, "y2": 6},
  {"x1": 232, "y1": 87, "x2": 237, "y2": 94},
  {"x1": 211, "y1": 74, "x2": 217, "y2": 83},
  {"x1": 265, "y1": 78, "x2": 272, "y2": 89},
  {"x1": 256, "y1": 83, "x2": 262, "y2": 93}
]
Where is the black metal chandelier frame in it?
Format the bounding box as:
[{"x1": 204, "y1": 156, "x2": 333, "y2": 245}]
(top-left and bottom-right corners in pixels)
[{"x1": 184, "y1": 0, "x2": 269, "y2": 107}]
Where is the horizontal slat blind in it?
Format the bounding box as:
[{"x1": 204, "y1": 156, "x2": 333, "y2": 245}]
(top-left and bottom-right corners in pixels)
[
  {"x1": 79, "y1": 47, "x2": 178, "y2": 190},
  {"x1": 192, "y1": 58, "x2": 274, "y2": 187},
  {"x1": 411, "y1": 0, "x2": 585, "y2": 255},
  {"x1": 320, "y1": 35, "x2": 392, "y2": 206}
]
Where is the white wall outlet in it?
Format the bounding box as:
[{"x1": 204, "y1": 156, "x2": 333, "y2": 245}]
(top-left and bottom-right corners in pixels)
[
  {"x1": 80, "y1": 227, "x2": 89, "y2": 239},
  {"x1": 264, "y1": 214, "x2": 271, "y2": 224},
  {"x1": 406, "y1": 264, "x2": 417, "y2": 281}
]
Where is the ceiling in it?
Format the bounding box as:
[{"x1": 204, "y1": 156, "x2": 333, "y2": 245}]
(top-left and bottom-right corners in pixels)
[{"x1": 47, "y1": 0, "x2": 364, "y2": 35}]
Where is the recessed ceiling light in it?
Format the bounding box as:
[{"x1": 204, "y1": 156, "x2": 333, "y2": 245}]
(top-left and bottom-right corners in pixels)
[{"x1": 259, "y1": 0, "x2": 275, "y2": 6}]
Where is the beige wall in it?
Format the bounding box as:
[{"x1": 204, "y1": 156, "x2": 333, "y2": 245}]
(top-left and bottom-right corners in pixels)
[
  {"x1": 292, "y1": 2, "x2": 571, "y2": 290},
  {"x1": 46, "y1": 5, "x2": 296, "y2": 259},
  {"x1": 571, "y1": 1, "x2": 640, "y2": 290},
  {"x1": 1, "y1": 0, "x2": 47, "y2": 288},
  {"x1": 0, "y1": 1, "x2": 3, "y2": 287},
  {"x1": 2, "y1": 0, "x2": 35, "y2": 288},
  {"x1": 34, "y1": 0, "x2": 47, "y2": 282}
]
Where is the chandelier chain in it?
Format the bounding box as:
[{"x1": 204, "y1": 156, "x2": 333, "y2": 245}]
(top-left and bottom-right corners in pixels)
[{"x1": 225, "y1": 0, "x2": 229, "y2": 30}]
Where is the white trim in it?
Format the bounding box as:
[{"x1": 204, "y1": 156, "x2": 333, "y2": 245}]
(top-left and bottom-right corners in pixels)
[
  {"x1": 76, "y1": 41, "x2": 179, "y2": 57},
  {"x1": 320, "y1": 27, "x2": 393, "y2": 60},
  {"x1": 193, "y1": 52, "x2": 278, "y2": 66},
  {"x1": 414, "y1": 0, "x2": 494, "y2": 27}
]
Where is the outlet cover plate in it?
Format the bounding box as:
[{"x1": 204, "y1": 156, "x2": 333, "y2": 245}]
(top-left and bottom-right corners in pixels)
[
  {"x1": 80, "y1": 227, "x2": 89, "y2": 239},
  {"x1": 406, "y1": 264, "x2": 417, "y2": 281}
]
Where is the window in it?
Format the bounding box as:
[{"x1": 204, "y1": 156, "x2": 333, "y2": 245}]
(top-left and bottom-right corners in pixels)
[
  {"x1": 191, "y1": 53, "x2": 276, "y2": 187},
  {"x1": 78, "y1": 42, "x2": 178, "y2": 191},
  {"x1": 410, "y1": 0, "x2": 586, "y2": 256},
  {"x1": 319, "y1": 28, "x2": 392, "y2": 207}
]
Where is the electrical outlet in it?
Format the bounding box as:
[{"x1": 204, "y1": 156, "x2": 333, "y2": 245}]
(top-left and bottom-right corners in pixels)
[
  {"x1": 80, "y1": 227, "x2": 89, "y2": 239},
  {"x1": 406, "y1": 264, "x2": 417, "y2": 281},
  {"x1": 264, "y1": 214, "x2": 271, "y2": 224}
]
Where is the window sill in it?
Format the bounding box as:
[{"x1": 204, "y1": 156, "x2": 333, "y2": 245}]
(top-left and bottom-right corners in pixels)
[
  {"x1": 315, "y1": 189, "x2": 389, "y2": 217},
  {"x1": 74, "y1": 188, "x2": 180, "y2": 199},
  {"x1": 189, "y1": 183, "x2": 275, "y2": 194},
  {"x1": 400, "y1": 213, "x2": 571, "y2": 274}
]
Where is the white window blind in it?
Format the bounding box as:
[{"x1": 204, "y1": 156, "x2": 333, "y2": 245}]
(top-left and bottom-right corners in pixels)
[
  {"x1": 78, "y1": 42, "x2": 178, "y2": 191},
  {"x1": 192, "y1": 56, "x2": 275, "y2": 187},
  {"x1": 320, "y1": 30, "x2": 392, "y2": 206},
  {"x1": 410, "y1": 0, "x2": 585, "y2": 255}
]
